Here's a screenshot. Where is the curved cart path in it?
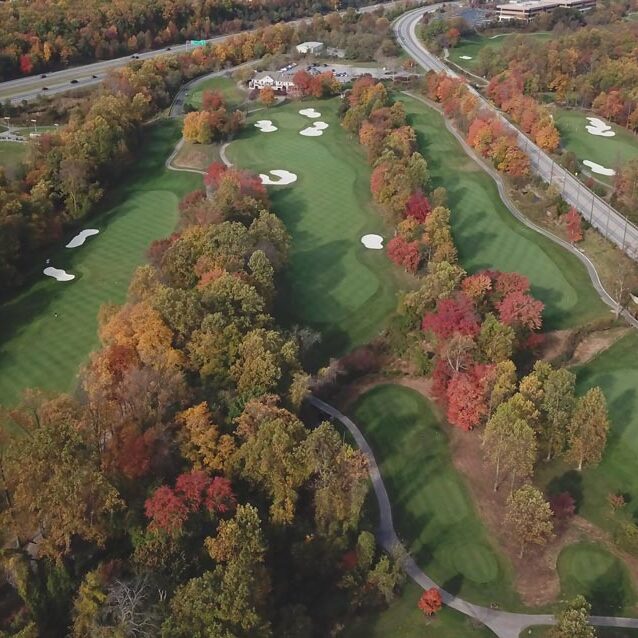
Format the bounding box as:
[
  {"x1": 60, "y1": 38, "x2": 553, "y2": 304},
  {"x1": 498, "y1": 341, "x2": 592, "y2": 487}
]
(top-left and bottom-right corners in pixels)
[{"x1": 308, "y1": 395, "x2": 638, "y2": 638}]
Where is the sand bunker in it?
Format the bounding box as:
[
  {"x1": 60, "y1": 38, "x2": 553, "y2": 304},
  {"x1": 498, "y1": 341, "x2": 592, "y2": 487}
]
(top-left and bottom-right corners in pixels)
[
  {"x1": 66, "y1": 228, "x2": 99, "y2": 248},
  {"x1": 255, "y1": 120, "x2": 278, "y2": 132},
  {"x1": 585, "y1": 117, "x2": 615, "y2": 137},
  {"x1": 43, "y1": 266, "x2": 75, "y2": 282},
  {"x1": 361, "y1": 234, "x2": 384, "y2": 250},
  {"x1": 259, "y1": 169, "x2": 298, "y2": 185},
  {"x1": 459, "y1": 55, "x2": 473, "y2": 60},
  {"x1": 583, "y1": 160, "x2": 616, "y2": 176},
  {"x1": 299, "y1": 121, "x2": 329, "y2": 137},
  {"x1": 299, "y1": 108, "x2": 321, "y2": 118}
]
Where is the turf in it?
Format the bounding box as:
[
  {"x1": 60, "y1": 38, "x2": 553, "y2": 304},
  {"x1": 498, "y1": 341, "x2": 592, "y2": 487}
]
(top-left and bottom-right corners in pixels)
[
  {"x1": 556, "y1": 542, "x2": 636, "y2": 616},
  {"x1": 400, "y1": 94, "x2": 608, "y2": 331},
  {"x1": 554, "y1": 108, "x2": 638, "y2": 184},
  {"x1": 448, "y1": 33, "x2": 552, "y2": 73},
  {"x1": 0, "y1": 119, "x2": 200, "y2": 409},
  {"x1": 0, "y1": 141, "x2": 28, "y2": 176},
  {"x1": 186, "y1": 76, "x2": 246, "y2": 111},
  {"x1": 344, "y1": 581, "x2": 497, "y2": 637},
  {"x1": 537, "y1": 332, "x2": 638, "y2": 538},
  {"x1": 227, "y1": 99, "x2": 409, "y2": 360},
  {"x1": 349, "y1": 384, "x2": 520, "y2": 608}
]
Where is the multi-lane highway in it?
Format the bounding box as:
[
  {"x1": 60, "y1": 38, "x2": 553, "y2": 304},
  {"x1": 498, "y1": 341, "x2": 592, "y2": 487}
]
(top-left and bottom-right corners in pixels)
[
  {"x1": 0, "y1": 0, "x2": 407, "y2": 105},
  {"x1": 394, "y1": 6, "x2": 638, "y2": 258}
]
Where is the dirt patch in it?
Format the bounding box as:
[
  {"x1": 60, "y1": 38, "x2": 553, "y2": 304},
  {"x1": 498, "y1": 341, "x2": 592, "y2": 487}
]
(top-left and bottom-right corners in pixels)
[
  {"x1": 172, "y1": 141, "x2": 219, "y2": 172},
  {"x1": 568, "y1": 326, "x2": 630, "y2": 366},
  {"x1": 537, "y1": 329, "x2": 573, "y2": 364}
]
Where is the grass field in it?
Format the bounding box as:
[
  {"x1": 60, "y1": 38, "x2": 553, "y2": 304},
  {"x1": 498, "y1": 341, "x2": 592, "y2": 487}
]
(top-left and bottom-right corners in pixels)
[
  {"x1": 555, "y1": 108, "x2": 638, "y2": 183},
  {"x1": 345, "y1": 581, "x2": 497, "y2": 637},
  {"x1": 556, "y1": 542, "x2": 636, "y2": 615},
  {"x1": 227, "y1": 99, "x2": 409, "y2": 359},
  {"x1": 0, "y1": 120, "x2": 200, "y2": 409},
  {"x1": 0, "y1": 141, "x2": 28, "y2": 177},
  {"x1": 537, "y1": 331, "x2": 638, "y2": 538},
  {"x1": 186, "y1": 76, "x2": 246, "y2": 111},
  {"x1": 15, "y1": 125, "x2": 58, "y2": 137},
  {"x1": 349, "y1": 384, "x2": 520, "y2": 609},
  {"x1": 448, "y1": 33, "x2": 552, "y2": 73},
  {"x1": 399, "y1": 94, "x2": 607, "y2": 330}
]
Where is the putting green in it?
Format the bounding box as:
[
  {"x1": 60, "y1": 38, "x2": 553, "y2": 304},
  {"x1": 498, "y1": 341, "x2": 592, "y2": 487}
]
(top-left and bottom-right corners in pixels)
[
  {"x1": 349, "y1": 384, "x2": 519, "y2": 608},
  {"x1": 557, "y1": 542, "x2": 635, "y2": 615},
  {"x1": 344, "y1": 581, "x2": 497, "y2": 638},
  {"x1": 400, "y1": 94, "x2": 607, "y2": 330},
  {"x1": 227, "y1": 99, "x2": 408, "y2": 359},
  {"x1": 0, "y1": 120, "x2": 200, "y2": 410},
  {"x1": 555, "y1": 108, "x2": 638, "y2": 183}
]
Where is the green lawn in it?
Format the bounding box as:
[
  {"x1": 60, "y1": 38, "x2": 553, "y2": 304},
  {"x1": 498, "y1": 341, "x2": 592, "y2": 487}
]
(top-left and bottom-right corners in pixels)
[
  {"x1": 0, "y1": 120, "x2": 200, "y2": 409},
  {"x1": 537, "y1": 332, "x2": 638, "y2": 539},
  {"x1": 556, "y1": 542, "x2": 636, "y2": 616},
  {"x1": 345, "y1": 581, "x2": 496, "y2": 638},
  {"x1": 400, "y1": 94, "x2": 608, "y2": 331},
  {"x1": 349, "y1": 384, "x2": 520, "y2": 609},
  {"x1": 0, "y1": 141, "x2": 28, "y2": 177},
  {"x1": 554, "y1": 108, "x2": 638, "y2": 183},
  {"x1": 15, "y1": 125, "x2": 58, "y2": 137},
  {"x1": 186, "y1": 76, "x2": 246, "y2": 111},
  {"x1": 448, "y1": 33, "x2": 552, "y2": 73},
  {"x1": 227, "y1": 99, "x2": 408, "y2": 360}
]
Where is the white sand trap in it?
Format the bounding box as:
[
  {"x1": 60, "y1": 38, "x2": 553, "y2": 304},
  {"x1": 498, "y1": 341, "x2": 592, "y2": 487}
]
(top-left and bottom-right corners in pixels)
[
  {"x1": 255, "y1": 120, "x2": 278, "y2": 132},
  {"x1": 361, "y1": 234, "x2": 384, "y2": 250},
  {"x1": 312, "y1": 121, "x2": 329, "y2": 130},
  {"x1": 459, "y1": 55, "x2": 473, "y2": 60},
  {"x1": 43, "y1": 267, "x2": 75, "y2": 282},
  {"x1": 299, "y1": 108, "x2": 321, "y2": 118},
  {"x1": 66, "y1": 228, "x2": 99, "y2": 248},
  {"x1": 583, "y1": 160, "x2": 616, "y2": 176},
  {"x1": 585, "y1": 116, "x2": 616, "y2": 137},
  {"x1": 300, "y1": 126, "x2": 323, "y2": 137},
  {"x1": 259, "y1": 169, "x2": 298, "y2": 185}
]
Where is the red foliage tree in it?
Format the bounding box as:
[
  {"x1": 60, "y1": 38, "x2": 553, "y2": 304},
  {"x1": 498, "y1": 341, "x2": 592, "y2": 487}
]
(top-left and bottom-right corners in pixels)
[
  {"x1": 387, "y1": 236, "x2": 421, "y2": 273},
  {"x1": 175, "y1": 470, "x2": 210, "y2": 509},
  {"x1": 293, "y1": 69, "x2": 313, "y2": 96},
  {"x1": 204, "y1": 476, "x2": 236, "y2": 513},
  {"x1": 432, "y1": 358, "x2": 455, "y2": 403},
  {"x1": 549, "y1": 491, "x2": 575, "y2": 527},
  {"x1": 446, "y1": 365, "x2": 491, "y2": 431},
  {"x1": 494, "y1": 271, "x2": 530, "y2": 298},
  {"x1": 418, "y1": 587, "x2": 443, "y2": 616},
  {"x1": 202, "y1": 89, "x2": 225, "y2": 112},
  {"x1": 422, "y1": 293, "x2": 481, "y2": 341},
  {"x1": 497, "y1": 291, "x2": 544, "y2": 331},
  {"x1": 565, "y1": 207, "x2": 583, "y2": 243},
  {"x1": 204, "y1": 161, "x2": 228, "y2": 188},
  {"x1": 19, "y1": 54, "x2": 33, "y2": 75},
  {"x1": 404, "y1": 191, "x2": 431, "y2": 222},
  {"x1": 144, "y1": 486, "x2": 189, "y2": 535}
]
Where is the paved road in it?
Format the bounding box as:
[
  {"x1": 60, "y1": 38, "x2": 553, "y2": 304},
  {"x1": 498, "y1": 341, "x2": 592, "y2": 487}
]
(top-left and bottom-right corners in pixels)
[
  {"x1": 0, "y1": 0, "x2": 411, "y2": 106},
  {"x1": 394, "y1": 6, "x2": 638, "y2": 260},
  {"x1": 309, "y1": 394, "x2": 638, "y2": 638}
]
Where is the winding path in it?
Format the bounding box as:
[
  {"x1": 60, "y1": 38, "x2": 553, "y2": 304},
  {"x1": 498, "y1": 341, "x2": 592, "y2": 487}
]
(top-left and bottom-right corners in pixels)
[{"x1": 308, "y1": 395, "x2": 638, "y2": 637}]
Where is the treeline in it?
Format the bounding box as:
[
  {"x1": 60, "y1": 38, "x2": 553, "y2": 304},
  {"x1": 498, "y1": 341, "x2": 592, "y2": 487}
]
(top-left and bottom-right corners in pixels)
[
  {"x1": 182, "y1": 90, "x2": 245, "y2": 144},
  {"x1": 426, "y1": 73, "x2": 532, "y2": 177},
  {"x1": 0, "y1": 23, "x2": 295, "y2": 293},
  {"x1": 341, "y1": 77, "x2": 610, "y2": 561},
  {"x1": 0, "y1": 161, "x2": 405, "y2": 636},
  {"x1": 0, "y1": 0, "x2": 375, "y2": 80},
  {"x1": 473, "y1": 21, "x2": 638, "y2": 133}
]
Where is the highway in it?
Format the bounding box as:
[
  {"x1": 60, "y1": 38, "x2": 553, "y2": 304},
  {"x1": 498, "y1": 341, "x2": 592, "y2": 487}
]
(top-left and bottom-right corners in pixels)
[
  {"x1": 394, "y1": 6, "x2": 638, "y2": 259},
  {"x1": 0, "y1": 0, "x2": 406, "y2": 105}
]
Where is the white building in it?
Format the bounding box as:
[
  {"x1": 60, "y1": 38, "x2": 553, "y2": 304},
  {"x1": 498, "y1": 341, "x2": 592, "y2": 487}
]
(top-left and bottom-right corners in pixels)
[
  {"x1": 248, "y1": 71, "x2": 296, "y2": 91},
  {"x1": 295, "y1": 41, "x2": 324, "y2": 55},
  {"x1": 496, "y1": 0, "x2": 596, "y2": 20}
]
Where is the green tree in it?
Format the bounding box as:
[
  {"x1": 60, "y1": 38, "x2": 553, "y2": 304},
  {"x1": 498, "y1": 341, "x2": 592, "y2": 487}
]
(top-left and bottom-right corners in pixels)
[
  {"x1": 505, "y1": 485, "x2": 554, "y2": 558},
  {"x1": 541, "y1": 367, "x2": 576, "y2": 460},
  {"x1": 550, "y1": 595, "x2": 597, "y2": 638},
  {"x1": 566, "y1": 387, "x2": 610, "y2": 470},
  {"x1": 477, "y1": 313, "x2": 515, "y2": 364}
]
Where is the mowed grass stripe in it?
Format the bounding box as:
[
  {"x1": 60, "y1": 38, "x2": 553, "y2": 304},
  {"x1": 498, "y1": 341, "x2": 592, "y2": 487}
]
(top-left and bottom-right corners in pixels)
[
  {"x1": 227, "y1": 100, "x2": 410, "y2": 359},
  {"x1": 0, "y1": 120, "x2": 200, "y2": 407},
  {"x1": 400, "y1": 95, "x2": 607, "y2": 330}
]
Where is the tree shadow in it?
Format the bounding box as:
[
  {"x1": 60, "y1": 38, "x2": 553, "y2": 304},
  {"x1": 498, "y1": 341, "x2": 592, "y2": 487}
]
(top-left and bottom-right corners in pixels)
[{"x1": 546, "y1": 470, "x2": 584, "y2": 513}]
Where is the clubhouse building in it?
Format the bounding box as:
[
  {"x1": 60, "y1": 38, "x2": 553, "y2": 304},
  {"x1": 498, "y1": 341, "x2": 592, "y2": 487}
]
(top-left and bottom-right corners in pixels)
[{"x1": 496, "y1": 0, "x2": 596, "y2": 21}]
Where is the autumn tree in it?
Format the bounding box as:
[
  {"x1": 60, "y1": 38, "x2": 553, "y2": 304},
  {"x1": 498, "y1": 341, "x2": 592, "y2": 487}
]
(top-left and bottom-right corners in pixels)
[
  {"x1": 418, "y1": 587, "x2": 443, "y2": 616},
  {"x1": 259, "y1": 86, "x2": 276, "y2": 107},
  {"x1": 565, "y1": 208, "x2": 583, "y2": 243},
  {"x1": 550, "y1": 596, "x2": 597, "y2": 638},
  {"x1": 566, "y1": 387, "x2": 610, "y2": 470},
  {"x1": 505, "y1": 485, "x2": 554, "y2": 558}
]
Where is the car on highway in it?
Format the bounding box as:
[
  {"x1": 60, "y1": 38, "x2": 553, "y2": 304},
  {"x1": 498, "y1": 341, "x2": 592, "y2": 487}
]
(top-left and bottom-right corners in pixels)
[
  {"x1": 70, "y1": 79, "x2": 78, "y2": 84},
  {"x1": 92, "y1": 74, "x2": 98, "y2": 79},
  {"x1": 42, "y1": 86, "x2": 49, "y2": 90},
  {"x1": 40, "y1": 74, "x2": 47, "y2": 79}
]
